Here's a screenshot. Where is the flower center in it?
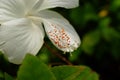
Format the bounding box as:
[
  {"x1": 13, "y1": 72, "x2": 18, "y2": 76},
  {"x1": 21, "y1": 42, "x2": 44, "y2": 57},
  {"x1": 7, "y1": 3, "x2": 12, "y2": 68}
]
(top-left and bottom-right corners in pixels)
[{"x1": 25, "y1": 12, "x2": 42, "y2": 23}]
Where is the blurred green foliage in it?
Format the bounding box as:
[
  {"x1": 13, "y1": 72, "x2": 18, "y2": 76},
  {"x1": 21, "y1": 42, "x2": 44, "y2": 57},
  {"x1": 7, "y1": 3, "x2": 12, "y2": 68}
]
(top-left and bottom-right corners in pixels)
[
  {"x1": 0, "y1": 0, "x2": 120, "y2": 80},
  {"x1": 4, "y1": 73, "x2": 14, "y2": 80},
  {"x1": 69, "y1": 0, "x2": 120, "y2": 61}
]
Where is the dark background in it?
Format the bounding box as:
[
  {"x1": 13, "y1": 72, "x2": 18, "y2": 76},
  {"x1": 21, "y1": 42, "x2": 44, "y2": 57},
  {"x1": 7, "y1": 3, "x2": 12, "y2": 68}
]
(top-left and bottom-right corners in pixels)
[{"x1": 0, "y1": 0, "x2": 120, "y2": 80}]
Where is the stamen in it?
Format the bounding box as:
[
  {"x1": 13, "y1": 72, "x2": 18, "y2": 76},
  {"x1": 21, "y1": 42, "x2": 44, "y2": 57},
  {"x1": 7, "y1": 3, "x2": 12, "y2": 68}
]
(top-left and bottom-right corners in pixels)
[
  {"x1": 48, "y1": 23, "x2": 71, "y2": 50},
  {"x1": 46, "y1": 22, "x2": 80, "y2": 52}
]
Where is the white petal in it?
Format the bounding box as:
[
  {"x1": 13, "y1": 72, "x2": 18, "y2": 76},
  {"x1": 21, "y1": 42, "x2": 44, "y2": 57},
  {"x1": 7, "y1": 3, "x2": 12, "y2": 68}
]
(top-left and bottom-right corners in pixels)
[
  {"x1": 37, "y1": 0, "x2": 79, "y2": 11},
  {"x1": 37, "y1": 10, "x2": 80, "y2": 52},
  {"x1": 22, "y1": 0, "x2": 43, "y2": 13},
  {"x1": 0, "y1": 0, "x2": 25, "y2": 22},
  {"x1": 0, "y1": 18, "x2": 44, "y2": 64}
]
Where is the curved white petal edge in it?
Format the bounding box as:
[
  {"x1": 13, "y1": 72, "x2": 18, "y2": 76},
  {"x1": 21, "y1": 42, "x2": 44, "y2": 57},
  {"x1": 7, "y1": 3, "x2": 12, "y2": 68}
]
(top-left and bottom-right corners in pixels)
[{"x1": 0, "y1": 0, "x2": 80, "y2": 64}]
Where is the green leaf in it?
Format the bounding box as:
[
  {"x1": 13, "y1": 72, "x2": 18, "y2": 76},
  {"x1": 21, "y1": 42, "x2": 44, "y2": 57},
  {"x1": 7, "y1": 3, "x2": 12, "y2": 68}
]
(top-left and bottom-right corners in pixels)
[
  {"x1": 17, "y1": 54, "x2": 56, "y2": 80},
  {"x1": 110, "y1": 0, "x2": 120, "y2": 11},
  {"x1": 99, "y1": 17, "x2": 120, "y2": 41},
  {"x1": 98, "y1": 17, "x2": 111, "y2": 29},
  {"x1": 0, "y1": 71, "x2": 4, "y2": 80},
  {"x1": 51, "y1": 65, "x2": 99, "y2": 80},
  {"x1": 82, "y1": 30, "x2": 100, "y2": 54},
  {"x1": 4, "y1": 73, "x2": 14, "y2": 80},
  {"x1": 102, "y1": 27, "x2": 120, "y2": 41}
]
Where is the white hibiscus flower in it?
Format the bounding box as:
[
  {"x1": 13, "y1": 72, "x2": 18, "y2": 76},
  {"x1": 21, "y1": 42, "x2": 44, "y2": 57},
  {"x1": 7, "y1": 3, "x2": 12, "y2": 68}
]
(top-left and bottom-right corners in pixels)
[{"x1": 0, "y1": 0, "x2": 81, "y2": 64}]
